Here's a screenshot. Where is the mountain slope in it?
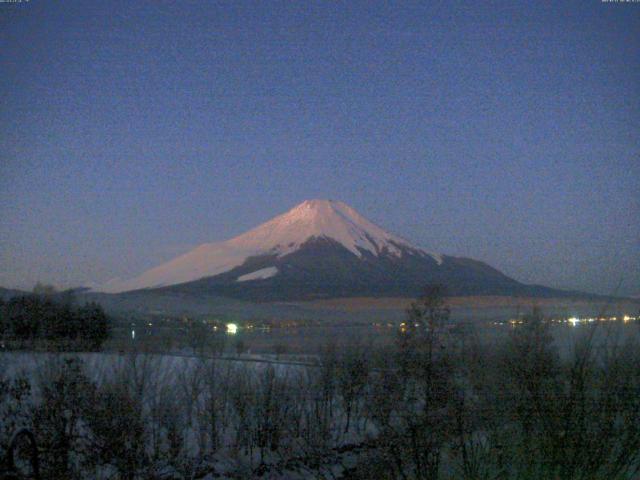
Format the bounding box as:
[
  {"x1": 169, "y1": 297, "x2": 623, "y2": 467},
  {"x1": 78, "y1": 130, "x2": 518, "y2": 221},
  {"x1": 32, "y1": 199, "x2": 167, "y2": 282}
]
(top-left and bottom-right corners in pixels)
[
  {"x1": 101, "y1": 199, "x2": 440, "y2": 293},
  {"x1": 101, "y1": 199, "x2": 574, "y2": 300},
  {"x1": 158, "y1": 237, "x2": 567, "y2": 301},
  {"x1": 0, "y1": 287, "x2": 28, "y2": 301}
]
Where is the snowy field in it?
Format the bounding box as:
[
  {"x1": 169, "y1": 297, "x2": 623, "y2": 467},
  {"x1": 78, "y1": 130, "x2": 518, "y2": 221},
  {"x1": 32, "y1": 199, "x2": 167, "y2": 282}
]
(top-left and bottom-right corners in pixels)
[
  {"x1": 2, "y1": 317, "x2": 639, "y2": 479},
  {"x1": 0, "y1": 350, "x2": 376, "y2": 479}
]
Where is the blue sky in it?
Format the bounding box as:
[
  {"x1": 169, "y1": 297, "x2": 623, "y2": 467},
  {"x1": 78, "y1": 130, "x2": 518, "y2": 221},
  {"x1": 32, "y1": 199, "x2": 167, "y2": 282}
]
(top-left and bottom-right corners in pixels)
[{"x1": 1, "y1": 1, "x2": 638, "y2": 295}]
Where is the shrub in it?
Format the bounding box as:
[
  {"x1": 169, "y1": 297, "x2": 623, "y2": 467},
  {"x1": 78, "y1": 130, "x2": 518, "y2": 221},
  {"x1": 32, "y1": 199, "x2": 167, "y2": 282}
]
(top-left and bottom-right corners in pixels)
[
  {"x1": 1, "y1": 295, "x2": 111, "y2": 350},
  {"x1": 33, "y1": 357, "x2": 95, "y2": 478}
]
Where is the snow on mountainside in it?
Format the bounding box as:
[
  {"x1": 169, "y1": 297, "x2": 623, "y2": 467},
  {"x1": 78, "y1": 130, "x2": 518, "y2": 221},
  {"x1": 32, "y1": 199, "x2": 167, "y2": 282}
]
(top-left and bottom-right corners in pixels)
[
  {"x1": 100, "y1": 200, "x2": 442, "y2": 293},
  {"x1": 237, "y1": 266, "x2": 279, "y2": 282}
]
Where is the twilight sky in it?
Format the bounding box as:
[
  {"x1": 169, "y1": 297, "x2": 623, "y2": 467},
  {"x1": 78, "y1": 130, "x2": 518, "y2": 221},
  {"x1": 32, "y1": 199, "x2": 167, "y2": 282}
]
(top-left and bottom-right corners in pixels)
[{"x1": 1, "y1": 1, "x2": 638, "y2": 296}]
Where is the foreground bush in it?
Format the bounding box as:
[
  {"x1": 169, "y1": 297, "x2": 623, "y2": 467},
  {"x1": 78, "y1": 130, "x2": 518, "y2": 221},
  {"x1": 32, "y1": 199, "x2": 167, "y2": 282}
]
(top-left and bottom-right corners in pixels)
[{"x1": 0, "y1": 300, "x2": 638, "y2": 478}]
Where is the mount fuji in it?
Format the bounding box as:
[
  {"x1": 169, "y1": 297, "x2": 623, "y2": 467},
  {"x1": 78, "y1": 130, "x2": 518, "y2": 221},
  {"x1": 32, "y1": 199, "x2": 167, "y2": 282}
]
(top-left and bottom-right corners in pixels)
[{"x1": 100, "y1": 200, "x2": 570, "y2": 301}]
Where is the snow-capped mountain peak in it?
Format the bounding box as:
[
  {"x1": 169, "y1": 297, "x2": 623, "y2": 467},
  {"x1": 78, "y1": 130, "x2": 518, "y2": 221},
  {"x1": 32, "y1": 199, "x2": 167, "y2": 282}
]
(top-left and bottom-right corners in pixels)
[
  {"x1": 100, "y1": 200, "x2": 442, "y2": 293},
  {"x1": 229, "y1": 199, "x2": 413, "y2": 258}
]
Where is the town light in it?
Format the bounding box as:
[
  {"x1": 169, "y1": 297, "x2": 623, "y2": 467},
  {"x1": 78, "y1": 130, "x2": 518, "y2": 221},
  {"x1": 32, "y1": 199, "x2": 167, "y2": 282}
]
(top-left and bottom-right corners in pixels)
[{"x1": 226, "y1": 323, "x2": 238, "y2": 334}]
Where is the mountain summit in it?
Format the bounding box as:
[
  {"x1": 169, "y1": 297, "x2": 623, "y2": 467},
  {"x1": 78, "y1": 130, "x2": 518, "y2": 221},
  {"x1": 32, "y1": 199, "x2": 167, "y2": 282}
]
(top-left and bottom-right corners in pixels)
[
  {"x1": 102, "y1": 200, "x2": 439, "y2": 293},
  {"x1": 101, "y1": 200, "x2": 568, "y2": 300},
  {"x1": 239, "y1": 199, "x2": 438, "y2": 260}
]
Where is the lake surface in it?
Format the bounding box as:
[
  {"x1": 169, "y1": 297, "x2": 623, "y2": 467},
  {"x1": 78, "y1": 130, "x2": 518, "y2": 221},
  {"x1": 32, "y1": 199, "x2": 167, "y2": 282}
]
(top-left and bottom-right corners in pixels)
[{"x1": 227, "y1": 317, "x2": 640, "y2": 355}]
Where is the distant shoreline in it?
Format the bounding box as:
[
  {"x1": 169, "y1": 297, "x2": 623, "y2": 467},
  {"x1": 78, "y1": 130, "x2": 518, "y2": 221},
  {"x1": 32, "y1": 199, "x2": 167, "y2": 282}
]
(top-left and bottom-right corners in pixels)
[{"x1": 283, "y1": 295, "x2": 640, "y2": 312}]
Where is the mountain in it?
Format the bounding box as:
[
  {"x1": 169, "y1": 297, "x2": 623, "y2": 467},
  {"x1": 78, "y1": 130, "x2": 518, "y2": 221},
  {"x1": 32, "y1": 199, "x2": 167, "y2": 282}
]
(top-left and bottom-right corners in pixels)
[
  {"x1": 0, "y1": 287, "x2": 28, "y2": 301},
  {"x1": 100, "y1": 199, "x2": 576, "y2": 301}
]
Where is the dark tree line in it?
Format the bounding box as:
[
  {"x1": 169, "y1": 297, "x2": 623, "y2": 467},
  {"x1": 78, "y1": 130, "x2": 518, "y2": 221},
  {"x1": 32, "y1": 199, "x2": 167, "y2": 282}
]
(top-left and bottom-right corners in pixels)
[
  {"x1": 0, "y1": 285, "x2": 638, "y2": 478},
  {"x1": 0, "y1": 294, "x2": 111, "y2": 350}
]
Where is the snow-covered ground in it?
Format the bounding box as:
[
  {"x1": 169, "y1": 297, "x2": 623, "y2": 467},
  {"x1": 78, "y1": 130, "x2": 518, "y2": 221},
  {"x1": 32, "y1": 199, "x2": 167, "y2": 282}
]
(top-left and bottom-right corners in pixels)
[{"x1": 0, "y1": 350, "x2": 376, "y2": 479}]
